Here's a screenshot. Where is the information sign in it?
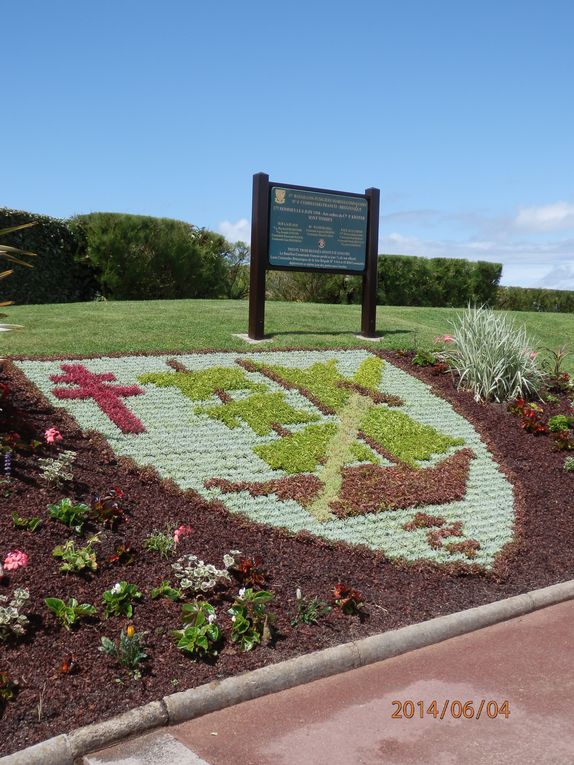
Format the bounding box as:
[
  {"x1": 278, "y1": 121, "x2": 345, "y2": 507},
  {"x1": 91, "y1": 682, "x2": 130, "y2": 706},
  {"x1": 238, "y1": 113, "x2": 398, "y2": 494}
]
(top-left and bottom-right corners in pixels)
[{"x1": 268, "y1": 187, "x2": 368, "y2": 272}]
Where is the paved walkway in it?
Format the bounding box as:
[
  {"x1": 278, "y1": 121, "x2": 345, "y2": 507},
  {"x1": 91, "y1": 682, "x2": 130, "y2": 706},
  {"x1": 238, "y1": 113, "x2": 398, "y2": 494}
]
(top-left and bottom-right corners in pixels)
[{"x1": 86, "y1": 600, "x2": 574, "y2": 765}]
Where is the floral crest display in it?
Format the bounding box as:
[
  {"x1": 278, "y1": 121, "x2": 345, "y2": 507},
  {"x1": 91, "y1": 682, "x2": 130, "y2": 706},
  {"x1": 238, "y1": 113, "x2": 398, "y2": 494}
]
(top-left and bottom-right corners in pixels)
[{"x1": 16, "y1": 350, "x2": 515, "y2": 569}]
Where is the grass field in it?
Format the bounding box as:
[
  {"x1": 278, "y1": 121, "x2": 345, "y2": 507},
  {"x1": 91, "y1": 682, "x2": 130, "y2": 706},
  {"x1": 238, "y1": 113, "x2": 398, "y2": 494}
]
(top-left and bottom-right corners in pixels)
[{"x1": 2, "y1": 299, "x2": 573, "y2": 373}]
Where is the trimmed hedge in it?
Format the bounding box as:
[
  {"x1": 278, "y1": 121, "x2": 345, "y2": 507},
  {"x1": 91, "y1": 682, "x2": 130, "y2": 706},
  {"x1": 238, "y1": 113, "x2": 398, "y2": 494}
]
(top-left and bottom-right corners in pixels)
[
  {"x1": 0, "y1": 208, "x2": 97, "y2": 305},
  {"x1": 377, "y1": 255, "x2": 502, "y2": 307},
  {"x1": 496, "y1": 286, "x2": 574, "y2": 313},
  {"x1": 266, "y1": 254, "x2": 502, "y2": 307},
  {"x1": 71, "y1": 213, "x2": 230, "y2": 300}
]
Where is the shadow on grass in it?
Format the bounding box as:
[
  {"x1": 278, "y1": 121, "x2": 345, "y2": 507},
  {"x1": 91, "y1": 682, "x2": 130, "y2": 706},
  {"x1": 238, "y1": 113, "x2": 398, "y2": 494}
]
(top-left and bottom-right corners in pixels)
[{"x1": 268, "y1": 328, "x2": 412, "y2": 338}]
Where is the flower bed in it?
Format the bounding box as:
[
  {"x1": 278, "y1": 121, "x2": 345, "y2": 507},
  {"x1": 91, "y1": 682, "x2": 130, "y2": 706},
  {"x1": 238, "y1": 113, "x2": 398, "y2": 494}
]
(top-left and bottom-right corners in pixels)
[
  {"x1": 0, "y1": 348, "x2": 573, "y2": 757},
  {"x1": 16, "y1": 349, "x2": 515, "y2": 568}
]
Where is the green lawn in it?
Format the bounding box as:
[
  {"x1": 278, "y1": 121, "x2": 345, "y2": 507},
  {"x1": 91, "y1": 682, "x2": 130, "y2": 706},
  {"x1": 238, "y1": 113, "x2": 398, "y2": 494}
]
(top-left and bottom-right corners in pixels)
[{"x1": 2, "y1": 299, "x2": 573, "y2": 373}]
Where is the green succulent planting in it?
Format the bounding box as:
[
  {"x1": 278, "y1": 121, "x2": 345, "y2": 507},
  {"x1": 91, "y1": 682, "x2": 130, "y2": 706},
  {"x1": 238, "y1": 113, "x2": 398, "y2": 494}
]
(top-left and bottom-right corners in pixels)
[
  {"x1": 200, "y1": 391, "x2": 318, "y2": 435},
  {"x1": 139, "y1": 367, "x2": 265, "y2": 401},
  {"x1": 254, "y1": 423, "x2": 337, "y2": 474},
  {"x1": 360, "y1": 406, "x2": 464, "y2": 467}
]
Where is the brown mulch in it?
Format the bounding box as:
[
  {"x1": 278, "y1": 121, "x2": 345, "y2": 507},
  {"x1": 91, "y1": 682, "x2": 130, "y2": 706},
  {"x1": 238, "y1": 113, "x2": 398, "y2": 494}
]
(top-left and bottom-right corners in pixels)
[{"x1": 0, "y1": 351, "x2": 573, "y2": 757}]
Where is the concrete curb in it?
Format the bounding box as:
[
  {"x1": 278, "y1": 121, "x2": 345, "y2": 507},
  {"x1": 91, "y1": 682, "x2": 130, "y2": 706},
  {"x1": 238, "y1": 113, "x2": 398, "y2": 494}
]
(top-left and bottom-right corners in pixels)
[{"x1": 3, "y1": 578, "x2": 573, "y2": 764}]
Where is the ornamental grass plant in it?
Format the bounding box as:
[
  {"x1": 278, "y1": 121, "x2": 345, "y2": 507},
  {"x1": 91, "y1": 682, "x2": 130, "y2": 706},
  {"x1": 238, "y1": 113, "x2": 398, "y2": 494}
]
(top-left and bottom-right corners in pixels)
[{"x1": 443, "y1": 305, "x2": 545, "y2": 402}]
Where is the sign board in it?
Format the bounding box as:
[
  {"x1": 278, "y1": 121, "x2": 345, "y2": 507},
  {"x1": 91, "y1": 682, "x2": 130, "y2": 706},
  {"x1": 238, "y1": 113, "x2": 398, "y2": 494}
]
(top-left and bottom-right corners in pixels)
[
  {"x1": 268, "y1": 187, "x2": 368, "y2": 273},
  {"x1": 249, "y1": 174, "x2": 380, "y2": 340}
]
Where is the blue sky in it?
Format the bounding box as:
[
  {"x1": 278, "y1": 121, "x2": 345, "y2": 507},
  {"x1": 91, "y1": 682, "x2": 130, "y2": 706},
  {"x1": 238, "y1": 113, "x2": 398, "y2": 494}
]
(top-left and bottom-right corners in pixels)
[{"x1": 4, "y1": 0, "x2": 574, "y2": 289}]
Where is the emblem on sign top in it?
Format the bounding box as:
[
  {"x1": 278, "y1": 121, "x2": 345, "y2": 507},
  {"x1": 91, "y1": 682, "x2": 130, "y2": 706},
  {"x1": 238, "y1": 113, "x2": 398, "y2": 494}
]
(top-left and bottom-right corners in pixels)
[{"x1": 274, "y1": 188, "x2": 286, "y2": 204}]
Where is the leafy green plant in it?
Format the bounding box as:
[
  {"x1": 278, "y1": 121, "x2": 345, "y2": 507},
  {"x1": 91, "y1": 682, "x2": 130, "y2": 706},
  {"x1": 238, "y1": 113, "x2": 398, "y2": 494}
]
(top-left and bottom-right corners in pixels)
[
  {"x1": 291, "y1": 590, "x2": 331, "y2": 627},
  {"x1": 48, "y1": 497, "x2": 89, "y2": 533},
  {"x1": 45, "y1": 597, "x2": 97, "y2": 630},
  {"x1": 144, "y1": 527, "x2": 175, "y2": 560},
  {"x1": 548, "y1": 415, "x2": 574, "y2": 432},
  {"x1": 52, "y1": 536, "x2": 99, "y2": 574},
  {"x1": 564, "y1": 456, "x2": 574, "y2": 472},
  {"x1": 171, "y1": 553, "x2": 231, "y2": 593},
  {"x1": 412, "y1": 348, "x2": 436, "y2": 367},
  {"x1": 39, "y1": 450, "x2": 76, "y2": 487},
  {"x1": 102, "y1": 581, "x2": 142, "y2": 618},
  {"x1": 228, "y1": 588, "x2": 274, "y2": 652},
  {"x1": 99, "y1": 628, "x2": 148, "y2": 679},
  {"x1": 443, "y1": 305, "x2": 545, "y2": 402},
  {"x1": 150, "y1": 580, "x2": 183, "y2": 602},
  {"x1": 12, "y1": 512, "x2": 42, "y2": 532},
  {"x1": 172, "y1": 601, "x2": 220, "y2": 660},
  {"x1": 0, "y1": 588, "x2": 30, "y2": 640}
]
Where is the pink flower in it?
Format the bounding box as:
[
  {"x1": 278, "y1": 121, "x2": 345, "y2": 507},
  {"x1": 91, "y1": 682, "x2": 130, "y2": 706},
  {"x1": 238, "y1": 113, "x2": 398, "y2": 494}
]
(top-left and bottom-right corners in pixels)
[
  {"x1": 45, "y1": 427, "x2": 63, "y2": 444},
  {"x1": 4, "y1": 550, "x2": 29, "y2": 571},
  {"x1": 529, "y1": 351, "x2": 538, "y2": 360},
  {"x1": 173, "y1": 525, "x2": 193, "y2": 544},
  {"x1": 434, "y1": 335, "x2": 455, "y2": 345}
]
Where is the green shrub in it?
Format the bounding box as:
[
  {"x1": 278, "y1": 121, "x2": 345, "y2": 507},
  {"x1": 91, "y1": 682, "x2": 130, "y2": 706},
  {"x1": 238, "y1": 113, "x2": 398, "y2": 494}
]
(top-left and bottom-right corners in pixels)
[
  {"x1": 496, "y1": 286, "x2": 574, "y2": 313},
  {"x1": 378, "y1": 255, "x2": 502, "y2": 308},
  {"x1": 71, "y1": 213, "x2": 230, "y2": 300},
  {"x1": 0, "y1": 208, "x2": 96, "y2": 304},
  {"x1": 266, "y1": 270, "x2": 360, "y2": 304},
  {"x1": 443, "y1": 305, "x2": 545, "y2": 402}
]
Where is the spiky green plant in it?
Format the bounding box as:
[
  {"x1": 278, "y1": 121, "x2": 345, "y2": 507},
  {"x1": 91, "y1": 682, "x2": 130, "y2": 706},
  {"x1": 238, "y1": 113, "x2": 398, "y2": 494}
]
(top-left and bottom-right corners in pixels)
[
  {"x1": 443, "y1": 305, "x2": 545, "y2": 402},
  {"x1": 0, "y1": 223, "x2": 36, "y2": 332}
]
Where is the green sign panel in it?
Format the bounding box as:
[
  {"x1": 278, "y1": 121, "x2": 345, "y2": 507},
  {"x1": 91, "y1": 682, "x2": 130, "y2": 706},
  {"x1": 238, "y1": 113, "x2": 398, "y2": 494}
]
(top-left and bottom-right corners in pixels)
[{"x1": 268, "y1": 186, "x2": 368, "y2": 272}]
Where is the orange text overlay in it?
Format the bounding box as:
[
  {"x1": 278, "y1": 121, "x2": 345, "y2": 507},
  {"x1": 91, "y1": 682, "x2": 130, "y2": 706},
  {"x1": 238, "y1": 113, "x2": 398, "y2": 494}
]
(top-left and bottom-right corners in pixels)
[{"x1": 391, "y1": 699, "x2": 510, "y2": 720}]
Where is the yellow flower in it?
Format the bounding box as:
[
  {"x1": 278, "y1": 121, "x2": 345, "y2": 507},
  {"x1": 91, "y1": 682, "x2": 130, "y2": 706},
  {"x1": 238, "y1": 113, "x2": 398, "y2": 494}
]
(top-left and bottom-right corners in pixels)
[{"x1": 126, "y1": 625, "x2": 135, "y2": 638}]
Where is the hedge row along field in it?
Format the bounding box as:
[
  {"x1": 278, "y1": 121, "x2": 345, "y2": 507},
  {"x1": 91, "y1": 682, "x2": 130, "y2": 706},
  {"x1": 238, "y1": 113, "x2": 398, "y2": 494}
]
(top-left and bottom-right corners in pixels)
[{"x1": 3, "y1": 207, "x2": 573, "y2": 311}]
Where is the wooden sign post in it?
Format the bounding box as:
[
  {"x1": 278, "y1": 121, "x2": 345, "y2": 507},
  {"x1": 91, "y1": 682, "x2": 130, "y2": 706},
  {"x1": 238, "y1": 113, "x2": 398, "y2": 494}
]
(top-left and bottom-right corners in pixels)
[{"x1": 248, "y1": 173, "x2": 380, "y2": 340}]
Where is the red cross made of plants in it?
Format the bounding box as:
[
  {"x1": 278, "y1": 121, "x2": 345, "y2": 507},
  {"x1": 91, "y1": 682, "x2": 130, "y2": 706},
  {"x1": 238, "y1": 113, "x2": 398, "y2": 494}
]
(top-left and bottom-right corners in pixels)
[{"x1": 50, "y1": 364, "x2": 146, "y2": 434}]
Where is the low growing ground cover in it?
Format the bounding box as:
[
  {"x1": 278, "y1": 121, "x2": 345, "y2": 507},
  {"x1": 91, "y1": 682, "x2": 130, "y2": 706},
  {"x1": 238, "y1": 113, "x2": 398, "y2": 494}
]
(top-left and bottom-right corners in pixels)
[{"x1": 0, "y1": 346, "x2": 573, "y2": 756}]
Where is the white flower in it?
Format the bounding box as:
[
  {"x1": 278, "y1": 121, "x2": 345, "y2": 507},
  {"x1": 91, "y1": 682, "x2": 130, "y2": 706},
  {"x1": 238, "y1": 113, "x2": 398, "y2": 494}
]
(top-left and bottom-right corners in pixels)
[
  {"x1": 207, "y1": 613, "x2": 216, "y2": 624},
  {"x1": 111, "y1": 583, "x2": 122, "y2": 595},
  {"x1": 238, "y1": 587, "x2": 246, "y2": 598}
]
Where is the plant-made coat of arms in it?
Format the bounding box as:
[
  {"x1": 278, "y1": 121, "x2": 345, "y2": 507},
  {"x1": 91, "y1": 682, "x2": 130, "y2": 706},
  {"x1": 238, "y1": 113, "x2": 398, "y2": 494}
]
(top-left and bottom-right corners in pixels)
[{"x1": 17, "y1": 350, "x2": 515, "y2": 569}]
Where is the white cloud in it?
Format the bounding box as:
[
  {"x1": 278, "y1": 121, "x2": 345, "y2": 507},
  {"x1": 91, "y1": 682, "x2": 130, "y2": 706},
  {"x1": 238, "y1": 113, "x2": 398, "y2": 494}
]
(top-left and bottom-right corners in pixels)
[
  {"x1": 539, "y1": 262, "x2": 574, "y2": 290},
  {"x1": 218, "y1": 218, "x2": 250, "y2": 244},
  {"x1": 514, "y1": 201, "x2": 574, "y2": 233},
  {"x1": 380, "y1": 232, "x2": 574, "y2": 289}
]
